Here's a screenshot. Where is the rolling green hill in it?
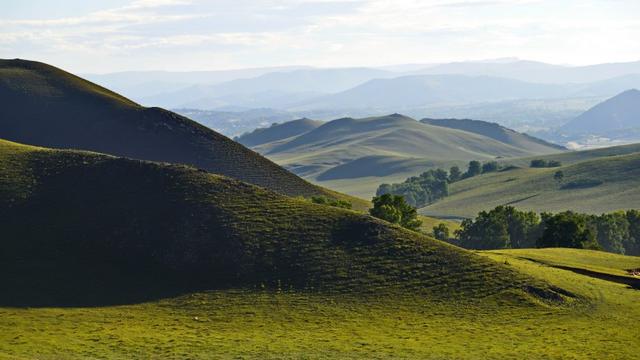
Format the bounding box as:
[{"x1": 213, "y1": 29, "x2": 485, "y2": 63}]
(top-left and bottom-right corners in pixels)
[
  {"x1": 420, "y1": 150, "x2": 640, "y2": 218},
  {"x1": 0, "y1": 138, "x2": 561, "y2": 307},
  {"x1": 0, "y1": 59, "x2": 334, "y2": 199},
  {"x1": 235, "y1": 118, "x2": 324, "y2": 150},
  {"x1": 421, "y1": 118, "x2": 566, "y2": 153},
  {"x1": 251, "y1": 114, "x2": 564, "y2": 198}
]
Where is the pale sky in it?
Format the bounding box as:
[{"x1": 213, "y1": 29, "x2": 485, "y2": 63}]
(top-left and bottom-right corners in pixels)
[{"x1": 1, "y1": 0, "x2": 639, "y2": 73}]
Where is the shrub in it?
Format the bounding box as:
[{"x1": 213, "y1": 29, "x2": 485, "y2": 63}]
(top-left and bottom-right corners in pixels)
[
  {"x1": 432, "y1": 223, "x2": 450, "y2": 241},
  {"x1": 530, "y1": 159, "x2": 547, "y2": 168},
  {"x1": 561, "y1": 179, "x2": 603, "y2": 189},
  {"x1": 311, "y1": 196, "x2": 352, "y2": 209}
]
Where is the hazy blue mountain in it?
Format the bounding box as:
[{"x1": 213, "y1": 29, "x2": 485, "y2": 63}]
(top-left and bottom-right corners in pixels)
[
  {"x1": 290, "y1": 75, "x2": 572, "y2": 110},
  {"x1": 561, "y1": 89, "x2": 640, "y2": 135},
  {"x1": 413, "y1": 59, "x2": 640, "y2": 84},
  {"x1": 141, "y1": 68, "x2": 393, "y2": 109},
  {"x1": 84, "y1": 66, "x2": 310, "y2": 102}
]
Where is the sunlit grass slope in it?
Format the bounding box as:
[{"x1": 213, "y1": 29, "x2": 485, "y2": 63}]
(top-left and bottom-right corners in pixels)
[
  {"x1": 421, "y1": 151, "x2": 640, "y2": 218},
  {"x1": 2, "y1": 245, "x2": 639, "y2": 359},
  {"x1": 0, "y1": 138, "x2": 560, "y2": 307},
  {"x1": 0, "y1": 58, "x2": 343, "y2": 200}
]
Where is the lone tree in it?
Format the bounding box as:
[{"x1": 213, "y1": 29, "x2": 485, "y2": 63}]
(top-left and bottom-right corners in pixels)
[
  {"x1": 432, "y1": 223, "x2": 450, "y2": 241},
  {"x1": 553, "y1": 170, "x2": 564, "y2": 184},
  {"x1": 370, "y1": 194, "x2": 422, "y2": 231}
]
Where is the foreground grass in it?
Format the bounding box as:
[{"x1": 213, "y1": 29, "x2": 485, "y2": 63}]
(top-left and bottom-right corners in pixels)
[{"x1": 2, "y1": 249, "x2": 639, "y2": 359}]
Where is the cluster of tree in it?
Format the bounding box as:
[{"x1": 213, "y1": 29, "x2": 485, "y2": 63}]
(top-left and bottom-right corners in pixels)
[
  {"x1": 310, "y1": 196, "x2": 352, "y2": 209},
  {"x1": 369, "y1": 194, "x2": 422, "y2": 231},
  {"x1": 530, "y1": 159, "x2": 562, "y2": 168},
  {"x1": 376, "y1": 169, "x2": 449, "y2": 208},
  {"x1": 376, "y1": 160, "x2": 502, "y2": 208},
  {"x1": 436, "y1": 206, "x2": 640, "y2": 255}
]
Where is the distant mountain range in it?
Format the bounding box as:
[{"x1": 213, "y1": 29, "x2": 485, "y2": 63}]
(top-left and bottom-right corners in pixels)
[
  {"x1": 79, "y1": 59, "x2": 640, "y2": 144},
  {"x1": 240, "y1": 114, "x2": 565, "y2": 198}
]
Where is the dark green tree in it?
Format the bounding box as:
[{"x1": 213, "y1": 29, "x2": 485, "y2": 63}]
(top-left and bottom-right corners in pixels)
[
  {"x1": 595, "y1": 212, "x2": 629, "y2": 254},
  {"x1": 537, "y1": 211, "x2": 597, "y2": 249},
  {"x1": 455, "y1": 206, "x2": 540, "y2": 249},
  {"x1": 481, "y1": 161, "x2": 499, "y2": 173},
  {"x1": 370, "y1": 194, "x2": 422, "y2": 231},
  {"x1": 625, "y1": 210, "x2": 640, "y2": 255},
  {"x1": 530, "y1": 159, "x2": 548, "y2": 168},
  {"x1": 432, "y1": 223, "x2": 450, "y2": 241},
  {"x1": 464, "y1": 160, "x2": 482, "y2": 178},
  {"x1": 553, "y1": 170, "x2": 564, "y2": 184},
  {"x1": 448, "y1": 166, "x2": 462, "y2": 182}
]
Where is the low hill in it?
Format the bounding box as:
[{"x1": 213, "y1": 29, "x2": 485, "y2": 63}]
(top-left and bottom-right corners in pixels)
[
  {"x1": 561, "y1": 89, "x2": 640, "y2": 135},
  {"x1": 421, "y1": 118, "x2": 566, "y2": 153},
  {"x1": 250, "y1": 114, "x2": 564, "y2": 198},
  {"x1": 420, "y1": 151, "x2": 640, "y2": 218},
  {"x1": 235, "y1": 118, "x2": 324, "y2": 148},
  {"x1": 0, "y1": 58, "x2": 338, "y2": 199},
  {"x1": 0, "y1": 139, "x2": 561, "y2": 307}
]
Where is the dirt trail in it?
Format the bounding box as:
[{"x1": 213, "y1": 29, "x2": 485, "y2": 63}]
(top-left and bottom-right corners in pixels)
[{"x1": 519, "y1": 257, "x2": 640, "y2": 290}]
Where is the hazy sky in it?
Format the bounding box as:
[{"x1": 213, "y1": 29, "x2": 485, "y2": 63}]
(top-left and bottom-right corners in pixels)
[{"x1": 2, "y1": 0, "x2": 639, "y2": 73}]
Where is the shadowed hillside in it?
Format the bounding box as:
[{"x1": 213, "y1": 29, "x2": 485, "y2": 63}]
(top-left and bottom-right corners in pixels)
[
  {"x1": 0, "y1": 139, "x2": 564, "y2": 307},
  {"x1": 0, "y1": 59, "x2": 338, "y2": 199}
]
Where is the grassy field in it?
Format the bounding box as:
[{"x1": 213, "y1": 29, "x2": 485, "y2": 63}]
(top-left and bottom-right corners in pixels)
[
  {"x1": 1, "y1": 140, "x2": 639, "y2": 358},
  {"x1": 421, "y1": 151, "x2": 640, "y2": 218},
  {"x1": 1, "y1": 248, "x2": 639, "y2": 359}
]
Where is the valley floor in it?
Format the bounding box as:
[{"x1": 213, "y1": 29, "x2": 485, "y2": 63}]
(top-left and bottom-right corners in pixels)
[{"x1": 1, "y1": 249, "x2": 639, "y2": 359}]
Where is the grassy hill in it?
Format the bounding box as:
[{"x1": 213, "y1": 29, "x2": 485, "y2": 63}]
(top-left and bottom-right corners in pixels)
[
  {"x1": 421, "y1": 118, "x2": 566, "y2": 153},
  {"x1": 0, "y1": 58, "x2": 340, "y2": 200},
  {"x1": 235, "y1": 118, "x2": 324, "y2": 150},
  {"x1": 421, "y1": 150, "x2": 640, "y2": 218},
  {"x1": 0, "y1": 138, "x2": 562, "y2": 307},
  {"x1": 251, "y1": 114, "x2": 564, "y2": 198},
  {"x1": 2, "y1": 232, "x2": 639, "y2": 358}
]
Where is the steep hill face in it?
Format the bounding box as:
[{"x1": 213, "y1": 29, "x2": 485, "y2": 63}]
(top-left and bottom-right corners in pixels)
[
  {"x1": 0, "y1": 139, "x2": 562, "y2": 306},
  {"x1": 561, "y1": 89, "x2": 640, "y2": 135},
  {"x1": 421, "y1": 118, "x2": 565, "y2": 153},
  {"x1": 0, "y1": 59, "x2": 330, "y2": 198},
  {"x1": 235, "y1": 118, "x2": 324, "y2": 148}
]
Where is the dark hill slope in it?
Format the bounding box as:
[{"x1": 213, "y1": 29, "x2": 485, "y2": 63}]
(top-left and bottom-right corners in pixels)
[
  {"x1": 0, "y1": 59, "x2": 328, "y2": 198},
  {"x1": 0, "y1": 139, "x2": 564, "y2": 306},
  {"x1": 421, "y1": 118, "x2": 565, "y2": 153},
  {"x1": 235, "y1": 118, "x2": 323, "y2": 147},
  {"x1": 561, "y1": 89, "x2": 640, "y2": 134}
]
